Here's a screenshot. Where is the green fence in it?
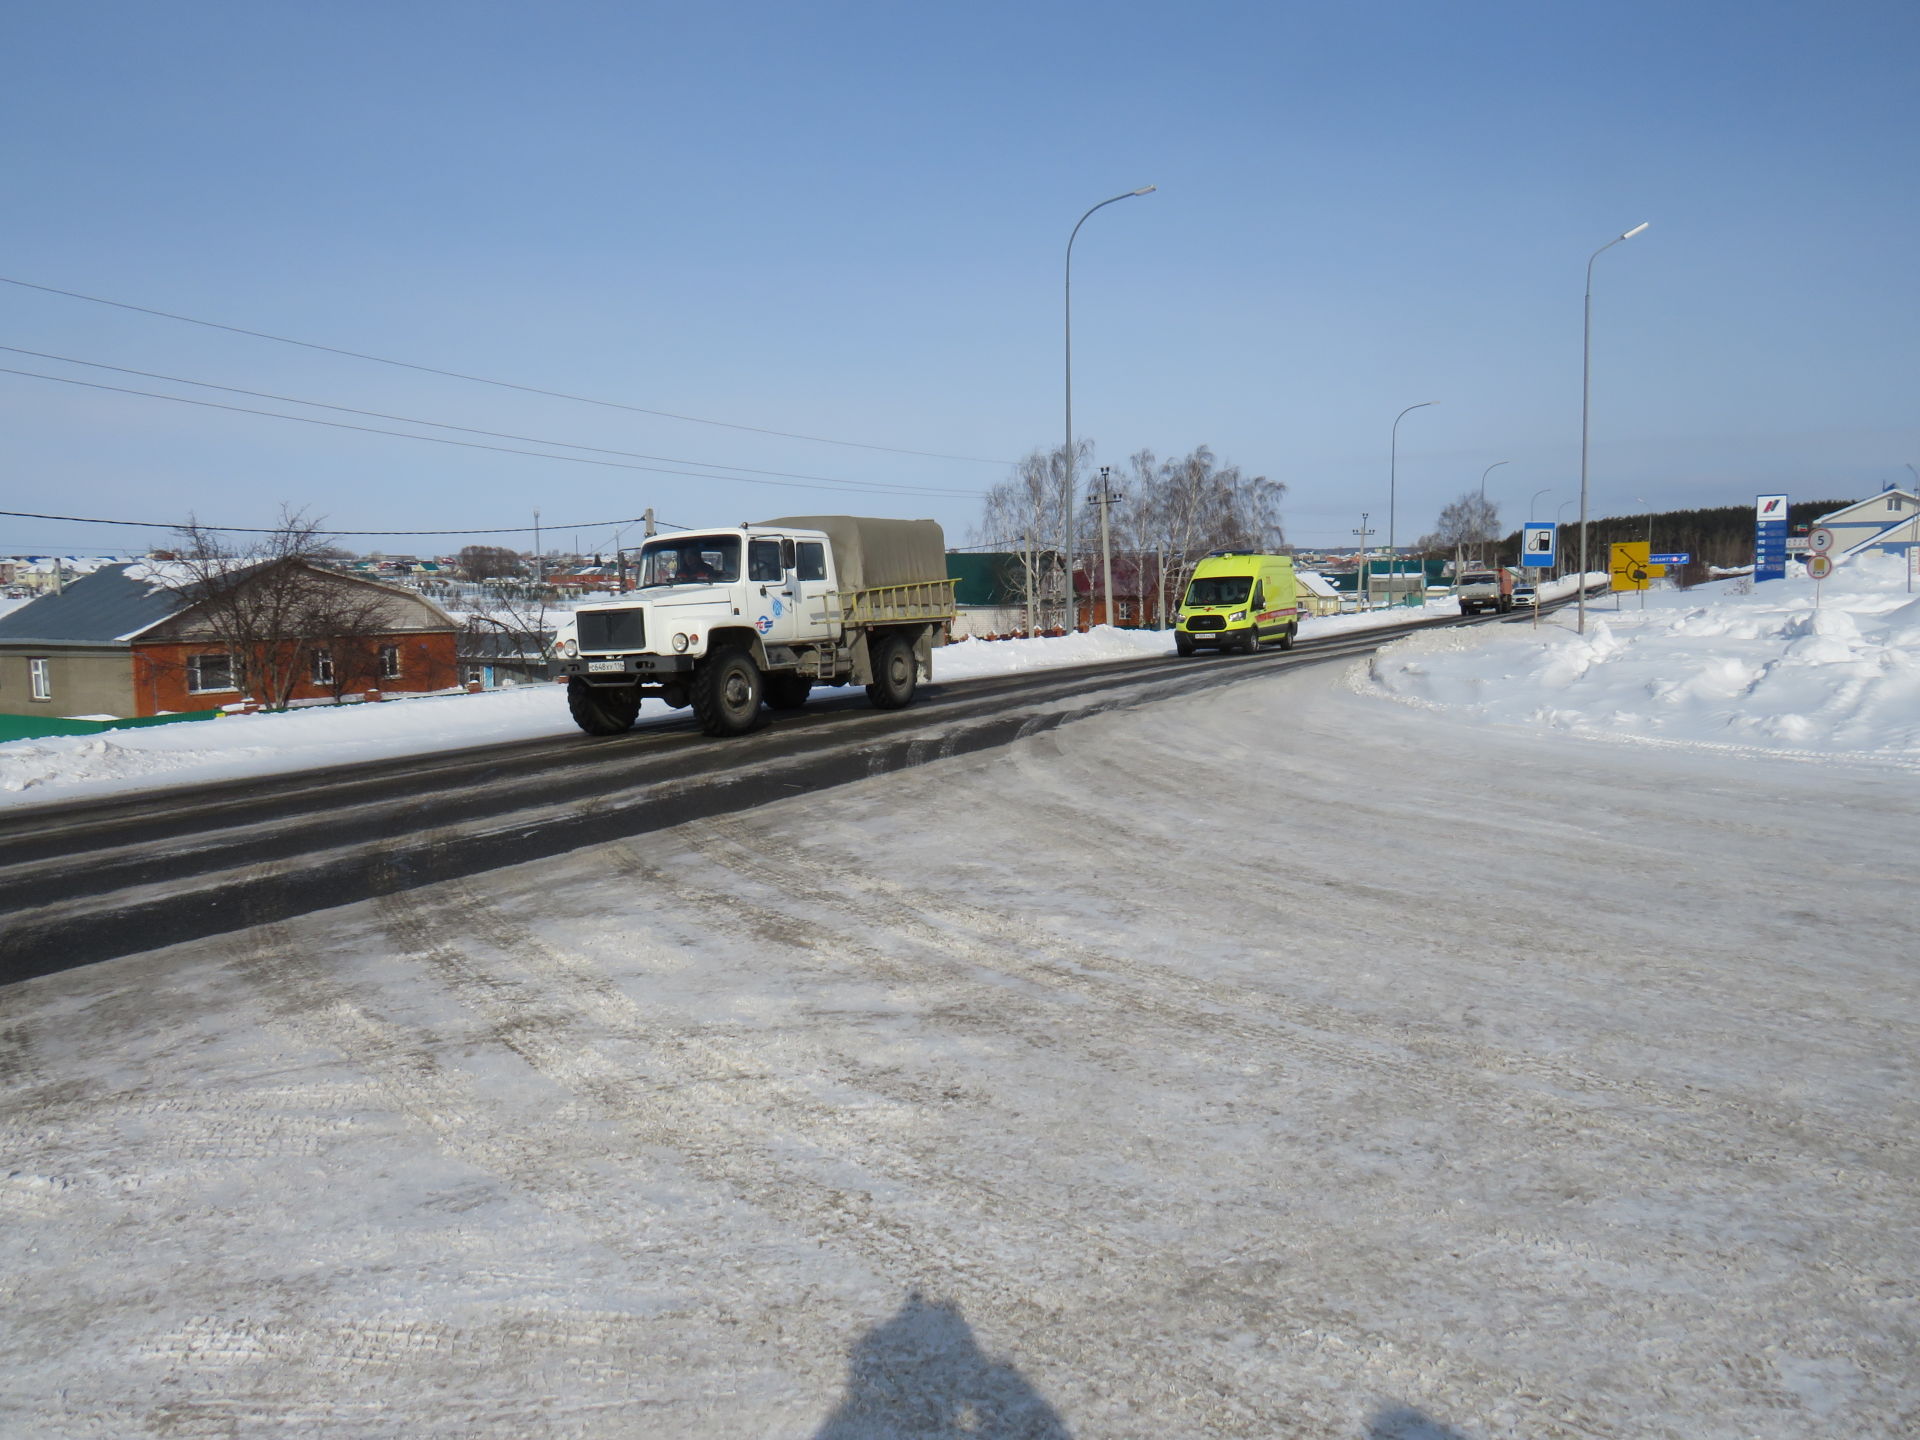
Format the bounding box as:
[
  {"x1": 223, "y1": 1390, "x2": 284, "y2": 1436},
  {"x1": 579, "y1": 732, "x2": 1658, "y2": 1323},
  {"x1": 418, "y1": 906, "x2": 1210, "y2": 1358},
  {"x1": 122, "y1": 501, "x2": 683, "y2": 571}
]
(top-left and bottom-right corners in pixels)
[{"x1": 0, "y1": 709, "x2": 225, "y2": 744}]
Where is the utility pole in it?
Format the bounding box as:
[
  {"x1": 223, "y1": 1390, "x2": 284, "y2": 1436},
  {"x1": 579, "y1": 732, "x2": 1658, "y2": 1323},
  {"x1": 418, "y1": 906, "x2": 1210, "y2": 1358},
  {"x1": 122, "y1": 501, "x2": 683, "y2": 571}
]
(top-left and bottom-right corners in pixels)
[
  {"x1": 533, "y1": 508, "x2": 542, "y2": 591},
  {"x1": 1352, "y1": 512, "x2": 1376, "y2": 611},
  {"x1": 1091, "y1": 466, "x2": 1119, "y2": 629},
  {"x1": 1023, "y1": 532, "x2": 1037, "y2": 635}
]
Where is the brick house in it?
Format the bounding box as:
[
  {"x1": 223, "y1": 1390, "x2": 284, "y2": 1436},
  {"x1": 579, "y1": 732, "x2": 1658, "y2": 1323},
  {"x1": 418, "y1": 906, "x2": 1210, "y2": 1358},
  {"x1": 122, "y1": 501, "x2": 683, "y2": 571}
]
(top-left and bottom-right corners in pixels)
[{"x1": 0, "y1": 561, "x2": 459, "y2": 719}]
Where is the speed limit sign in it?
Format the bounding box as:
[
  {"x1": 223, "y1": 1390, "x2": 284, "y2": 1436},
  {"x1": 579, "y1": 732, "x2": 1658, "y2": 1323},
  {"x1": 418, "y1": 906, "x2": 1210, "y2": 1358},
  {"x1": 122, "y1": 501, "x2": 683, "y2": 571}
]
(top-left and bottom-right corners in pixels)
[
  {"x1": 1808, "y1": 526, "x2": 1836, "y2": 555},
  {"x1": 1807, "y1": 554, "x2": 1834, "y2": 580}
]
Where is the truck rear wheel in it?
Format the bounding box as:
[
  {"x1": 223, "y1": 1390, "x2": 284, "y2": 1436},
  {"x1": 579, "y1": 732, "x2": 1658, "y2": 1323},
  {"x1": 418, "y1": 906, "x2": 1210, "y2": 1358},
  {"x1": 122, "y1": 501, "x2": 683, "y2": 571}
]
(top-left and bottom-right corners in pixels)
[
  {"x1": 763, "y1": 674, "x2": 812, "y2": 711},
  {"x1": 692, "y1": 649, "x2": 764, "y2": 736},
  {"x1": 865, "y1": 630, "x2": 917, "y2": 709},
  {"x1": 567, "y1": 678, "x2": 640, "y2": 736}
]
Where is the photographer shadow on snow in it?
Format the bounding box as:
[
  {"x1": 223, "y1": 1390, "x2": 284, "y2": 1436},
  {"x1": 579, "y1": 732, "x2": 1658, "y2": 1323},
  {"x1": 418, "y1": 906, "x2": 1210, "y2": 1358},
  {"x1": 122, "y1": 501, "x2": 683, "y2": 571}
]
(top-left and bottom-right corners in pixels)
[
  {"x1": 1366, "y1": 1405, "x2": 1476, "y2": 1439},
  {"x1": 811, "y1": 1290, "x2": 1072, "y2": 1439}
]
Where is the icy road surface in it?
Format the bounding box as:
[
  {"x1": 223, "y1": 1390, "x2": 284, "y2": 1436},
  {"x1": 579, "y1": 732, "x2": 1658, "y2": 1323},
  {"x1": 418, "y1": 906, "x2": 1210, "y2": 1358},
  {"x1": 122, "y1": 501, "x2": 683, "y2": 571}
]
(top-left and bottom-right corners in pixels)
[{"x1": 3, "y1": 661, "x2": 1915, "y2": 1438}]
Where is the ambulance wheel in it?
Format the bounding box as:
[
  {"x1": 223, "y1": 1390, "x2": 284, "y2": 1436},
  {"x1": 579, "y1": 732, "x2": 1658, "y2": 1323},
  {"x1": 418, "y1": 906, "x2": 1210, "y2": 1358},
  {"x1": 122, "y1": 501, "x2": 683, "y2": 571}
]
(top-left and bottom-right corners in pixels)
[
  {"x1": 1278, "y1": 622, "x2": 1296, "y2": 651},
  {"x1": 568, "y1": 678, "x2": 640, "y2": 736},
  {"x1": 692, "y1": 649, "x2": 764, "y2": 736},
  {"x1": 866, "y1": 631, "x2": 917, "y2": 710},
  {"x1": 1175, "y1": 634, "x2": 1195, "y2": 657},
  {"x1": 763, "y1": 674, "x2": 812, "y2": 710},
  {"x1": 1240, "y1": 628, "x2": 1260, "y2": 654}
]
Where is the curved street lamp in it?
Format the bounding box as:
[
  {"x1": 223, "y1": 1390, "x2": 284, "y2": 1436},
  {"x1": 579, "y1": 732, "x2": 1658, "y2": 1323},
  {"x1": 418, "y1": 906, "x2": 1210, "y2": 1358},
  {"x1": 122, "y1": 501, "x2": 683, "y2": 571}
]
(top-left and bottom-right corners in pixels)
[
  {"x1": 1577, "y1": 221, "x2": 1650, "y2": 634},
  {"x1": 1065, "y1": 186, "x2": 1156, "y2": 630},
  {"x1": 1478, "y1": 459, "x2": 1510, "y2": 566},
  {"x1": 1530, "y1": 487, "x2": 1553, "y2": 521},
  {"x1": 1388, "y1": 401, "x2": 1437, "y2": 603}
]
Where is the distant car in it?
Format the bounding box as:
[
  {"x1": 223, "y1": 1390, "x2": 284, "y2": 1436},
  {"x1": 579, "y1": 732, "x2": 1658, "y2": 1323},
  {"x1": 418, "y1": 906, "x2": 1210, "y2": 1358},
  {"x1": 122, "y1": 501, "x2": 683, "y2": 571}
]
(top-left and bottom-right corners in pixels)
[
  {"x1": 4, "y1": 588, "x2": 29, "y2": 599},
  {"x1": 1512, "y1": 582, "x2": 1537, "y2": 604}
]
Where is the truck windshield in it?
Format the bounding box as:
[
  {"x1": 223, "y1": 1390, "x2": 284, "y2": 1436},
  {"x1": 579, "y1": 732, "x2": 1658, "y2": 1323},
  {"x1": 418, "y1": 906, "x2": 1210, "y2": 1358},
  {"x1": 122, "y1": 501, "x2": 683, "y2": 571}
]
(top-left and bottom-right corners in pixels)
[
  {"x1": 1185, "y1": 576, "x2": 1251, "y2": 607},
  {"x1": 637, "y1": 537, "x2": 741, "y2": 586}
]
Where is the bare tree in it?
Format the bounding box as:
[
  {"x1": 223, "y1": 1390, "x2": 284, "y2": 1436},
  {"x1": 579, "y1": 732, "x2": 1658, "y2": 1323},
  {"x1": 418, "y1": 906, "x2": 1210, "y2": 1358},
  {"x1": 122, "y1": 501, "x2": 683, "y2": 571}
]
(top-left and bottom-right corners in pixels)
[
  {"x1": 973, "y1": 442, "x2": 1286, "y2": 630},
  {"x1": 165, "y1": 507, "x2": 396, "y2": 708},
  {"x1": 971, "y1": 442, "x2": 1090, "y2": 631},
  {"x1": 458, "y1": 544, "x2": 523, "y2": 582},
  {"x1": 1430, "y1": 492, "x2": 1503, "y2": 574}
]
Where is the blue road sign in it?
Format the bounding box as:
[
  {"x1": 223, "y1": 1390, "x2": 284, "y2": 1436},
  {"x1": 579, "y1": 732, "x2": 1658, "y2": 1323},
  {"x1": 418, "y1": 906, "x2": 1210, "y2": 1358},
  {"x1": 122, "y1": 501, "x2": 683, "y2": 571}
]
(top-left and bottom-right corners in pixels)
[
  {"x1": 1754, "y1": 495, "x2": 1788, "y2": 582},
  {"x1": 1650, "y1": 552, "x2": 1691, "y2": 565},
  {"x1": 1520, "y1": 521, "x2": 1556, "y2": 569}
]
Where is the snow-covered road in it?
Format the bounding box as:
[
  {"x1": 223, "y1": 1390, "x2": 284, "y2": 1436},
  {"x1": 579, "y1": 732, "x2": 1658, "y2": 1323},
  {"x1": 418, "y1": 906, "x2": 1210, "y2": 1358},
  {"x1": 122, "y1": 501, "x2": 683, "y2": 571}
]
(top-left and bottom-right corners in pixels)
[{"x1": 4, "y1": 658, "x2": 1915, "y2": 1438}]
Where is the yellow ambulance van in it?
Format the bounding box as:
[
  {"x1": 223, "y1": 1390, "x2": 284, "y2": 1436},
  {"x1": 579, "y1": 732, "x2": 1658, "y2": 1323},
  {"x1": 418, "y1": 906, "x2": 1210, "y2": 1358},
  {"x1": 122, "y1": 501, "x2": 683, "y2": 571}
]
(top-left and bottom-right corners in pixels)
[{"x1": 1174, "y1": 551, "x2": 1300, "y2": 656}]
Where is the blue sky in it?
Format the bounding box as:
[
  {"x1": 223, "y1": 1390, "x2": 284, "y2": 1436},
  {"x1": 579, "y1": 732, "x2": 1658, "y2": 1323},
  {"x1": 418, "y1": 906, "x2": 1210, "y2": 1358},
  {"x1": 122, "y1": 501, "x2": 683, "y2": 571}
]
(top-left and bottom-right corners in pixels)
[{"x1": 4, "y1": 1, "x2": 1915, "y2": 556}]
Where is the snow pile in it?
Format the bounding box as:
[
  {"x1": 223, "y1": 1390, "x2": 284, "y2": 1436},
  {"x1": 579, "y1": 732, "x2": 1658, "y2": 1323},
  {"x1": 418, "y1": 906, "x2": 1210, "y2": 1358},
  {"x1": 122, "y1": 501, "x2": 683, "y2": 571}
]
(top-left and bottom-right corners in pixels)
[{"x1": 1364, "y1": 553, "x2": 1920, "y2": 762}]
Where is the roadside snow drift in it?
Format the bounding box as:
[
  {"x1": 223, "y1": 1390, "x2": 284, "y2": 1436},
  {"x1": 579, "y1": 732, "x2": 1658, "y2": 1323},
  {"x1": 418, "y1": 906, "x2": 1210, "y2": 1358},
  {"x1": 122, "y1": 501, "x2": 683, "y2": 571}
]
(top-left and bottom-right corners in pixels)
[{"x1": 1364, "y1": 554, "x2": 1920, "y2": 762}]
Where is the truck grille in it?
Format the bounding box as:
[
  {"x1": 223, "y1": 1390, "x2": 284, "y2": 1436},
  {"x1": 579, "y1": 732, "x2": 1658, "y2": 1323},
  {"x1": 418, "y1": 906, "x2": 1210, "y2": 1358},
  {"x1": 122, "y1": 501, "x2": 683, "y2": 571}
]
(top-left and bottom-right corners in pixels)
[
  {"x1": 1187, "y1": 615, "x2": 1225, "y2": 632},
  {"x1": 576, "y1": 609, "x2": 645, "y2": 651}
]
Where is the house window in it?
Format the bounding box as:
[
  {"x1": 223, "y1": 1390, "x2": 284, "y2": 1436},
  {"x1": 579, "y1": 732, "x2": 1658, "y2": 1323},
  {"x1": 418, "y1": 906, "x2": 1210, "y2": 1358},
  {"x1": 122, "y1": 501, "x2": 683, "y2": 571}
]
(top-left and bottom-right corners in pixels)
[
  {"x1": 311, "y1": 648, "x2": 334, "y2": 685},
  {"x1": 464, "y1": 665, "x2": 485, "y2": 686},
  {"x1": 379, "y1": 644, "x2": 401, "y2": 679},
  {"x1": 186, "y1": 653, "x2": 236, "y2": 693},
  {"x1": 29, "y1": 657, "x2": 51, "y2": 702}
]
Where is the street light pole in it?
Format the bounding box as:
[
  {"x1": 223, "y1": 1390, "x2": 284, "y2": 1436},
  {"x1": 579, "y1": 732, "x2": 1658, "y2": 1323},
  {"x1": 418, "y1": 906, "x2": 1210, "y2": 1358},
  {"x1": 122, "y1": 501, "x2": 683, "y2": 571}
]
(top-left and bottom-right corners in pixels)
[
  {"x1": 1066, "y1": 185, "x2": 1156, "y2": 632},
  {"x1": 1353, "y1": 511, "x2": 1376, "y2": 610},
  {"x1": 1577, "y1": 221, "x2": 1650, "y2": 635},
  {"x1": 1478, "y1": 459, "x2": 1509, "y2": 568},
  {"x1": 1529, "y1": 488, "x2": 1553, "y2": 522},
  {"x1": 1555, "y1": 499, "x2": 1575, "y2": 580},
  {"x1": 1390, "y1": 402, "x2": 1437, "y2": 608}
]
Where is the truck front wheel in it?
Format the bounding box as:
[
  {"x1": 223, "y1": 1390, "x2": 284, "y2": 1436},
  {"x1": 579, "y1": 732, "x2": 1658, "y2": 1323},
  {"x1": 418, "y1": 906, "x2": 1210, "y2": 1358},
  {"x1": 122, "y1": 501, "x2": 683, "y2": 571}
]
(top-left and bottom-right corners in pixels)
[
  {"x1": 692, "y1": 650, "x2": 764, "y2": 736},
  {"x1": 866, "y1": 631, "x2": 918, "y2": 710},
  {"x1": 567, "y1": 678, "x2": 641, "y2": 736}
]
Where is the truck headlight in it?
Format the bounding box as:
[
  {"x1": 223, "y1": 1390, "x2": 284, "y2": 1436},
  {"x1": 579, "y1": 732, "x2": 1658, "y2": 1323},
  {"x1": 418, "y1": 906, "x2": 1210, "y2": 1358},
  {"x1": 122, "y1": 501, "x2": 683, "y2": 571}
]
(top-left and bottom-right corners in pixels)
[
  {"x1": 1229, "y1": 611, "x2": 1247, "y2": 623},
  {"x1": 558, "y1": 638, "x2": 578, "y2": 658},
  {"x1": 672, "y1": 633, "x2": 689, "y2": 653}
]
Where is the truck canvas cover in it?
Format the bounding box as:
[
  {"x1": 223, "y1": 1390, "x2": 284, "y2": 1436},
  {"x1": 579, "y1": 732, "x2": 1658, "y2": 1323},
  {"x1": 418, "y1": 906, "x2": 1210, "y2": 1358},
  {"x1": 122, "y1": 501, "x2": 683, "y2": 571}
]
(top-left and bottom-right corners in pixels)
[{"x1": 758, "y1": 516, "x2": 947, "y2": 593}]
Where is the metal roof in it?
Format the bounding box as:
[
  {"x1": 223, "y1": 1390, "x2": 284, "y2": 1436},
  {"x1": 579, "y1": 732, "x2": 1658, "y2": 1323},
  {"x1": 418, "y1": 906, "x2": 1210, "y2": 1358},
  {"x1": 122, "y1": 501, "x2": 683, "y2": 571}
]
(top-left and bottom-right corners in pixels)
[{"x1": 0, "y1": 564, "x2": 188, "y2": 646}]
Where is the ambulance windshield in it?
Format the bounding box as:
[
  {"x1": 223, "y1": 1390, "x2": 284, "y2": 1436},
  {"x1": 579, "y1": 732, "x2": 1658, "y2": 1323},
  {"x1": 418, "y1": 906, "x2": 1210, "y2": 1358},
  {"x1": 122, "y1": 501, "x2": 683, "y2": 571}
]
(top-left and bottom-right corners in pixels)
[{"x1": 1185, "y1": 576, "x2": 1252, "y2": 607}]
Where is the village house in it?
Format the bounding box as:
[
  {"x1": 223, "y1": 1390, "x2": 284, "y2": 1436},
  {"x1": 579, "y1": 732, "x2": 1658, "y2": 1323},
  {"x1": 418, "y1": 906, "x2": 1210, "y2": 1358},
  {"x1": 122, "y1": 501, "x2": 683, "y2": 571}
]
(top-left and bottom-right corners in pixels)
[{"x1": 0, "y1": 560, "x2": 459, "y2": 719}]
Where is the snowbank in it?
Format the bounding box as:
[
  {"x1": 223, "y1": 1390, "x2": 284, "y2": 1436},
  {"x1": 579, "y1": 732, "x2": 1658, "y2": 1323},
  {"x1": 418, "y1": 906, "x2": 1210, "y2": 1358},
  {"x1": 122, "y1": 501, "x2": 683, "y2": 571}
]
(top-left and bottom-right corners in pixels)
[{"x1": 1363, "y1": 554, "x2": 1920, "y2": 763}]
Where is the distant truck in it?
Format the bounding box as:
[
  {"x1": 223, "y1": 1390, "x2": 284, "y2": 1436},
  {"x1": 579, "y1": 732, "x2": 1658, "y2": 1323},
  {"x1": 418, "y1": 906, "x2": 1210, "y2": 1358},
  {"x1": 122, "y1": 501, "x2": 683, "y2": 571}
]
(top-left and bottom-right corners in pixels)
[
  {"x1": 553, "y1": 516, "x2": 957, "y2": 737},
  {"x1": 1455, "y1": 566, "x2": 1518, "y2": 615},
  {"x1": 1173, "y1": 551, "x2": 1300, "y2": 655}
]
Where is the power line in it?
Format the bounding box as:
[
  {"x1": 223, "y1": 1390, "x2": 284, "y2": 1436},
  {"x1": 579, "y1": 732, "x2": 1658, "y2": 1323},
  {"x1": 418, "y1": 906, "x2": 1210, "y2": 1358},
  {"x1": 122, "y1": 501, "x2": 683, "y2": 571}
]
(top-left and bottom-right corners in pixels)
[
  {"x1": 0, "y1": 344, "x2": 986, "y2": 498},
  {"x1": 0, "y1": 273, "x2": 1013, "y2": 466},
  {"x1": 0, "y1": 366, "x2": 987, "y2": 499},
  {"x1": 0, "y1": 507, "x2": 690, "y2": 537}
]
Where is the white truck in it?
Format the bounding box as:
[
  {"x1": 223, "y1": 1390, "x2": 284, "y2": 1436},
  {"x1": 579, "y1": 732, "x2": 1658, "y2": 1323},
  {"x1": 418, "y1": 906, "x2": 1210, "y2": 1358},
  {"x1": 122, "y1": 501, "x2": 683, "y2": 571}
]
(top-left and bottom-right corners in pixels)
[
  {"x1": 1455, "y1": 566, "x2": 1518, "y2": 615},
  {"x1": 552, "y1": 515, "x2": 957, "y2": 737}
]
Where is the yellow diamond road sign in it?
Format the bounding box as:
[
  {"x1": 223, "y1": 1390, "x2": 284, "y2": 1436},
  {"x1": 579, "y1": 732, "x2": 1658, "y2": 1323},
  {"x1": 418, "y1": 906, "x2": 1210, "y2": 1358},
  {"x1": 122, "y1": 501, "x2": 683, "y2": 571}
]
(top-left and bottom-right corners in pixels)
[{"x1": 1609, "y1": 541, "x2": 1666, "y2": 590}]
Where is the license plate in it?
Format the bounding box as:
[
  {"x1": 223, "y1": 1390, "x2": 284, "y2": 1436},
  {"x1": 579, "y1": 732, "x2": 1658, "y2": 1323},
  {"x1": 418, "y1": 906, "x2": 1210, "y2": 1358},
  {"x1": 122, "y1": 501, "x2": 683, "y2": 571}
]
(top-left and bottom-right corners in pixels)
[{"x1": 587, "y1": 660, "x2": 626, "y2": 673}]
